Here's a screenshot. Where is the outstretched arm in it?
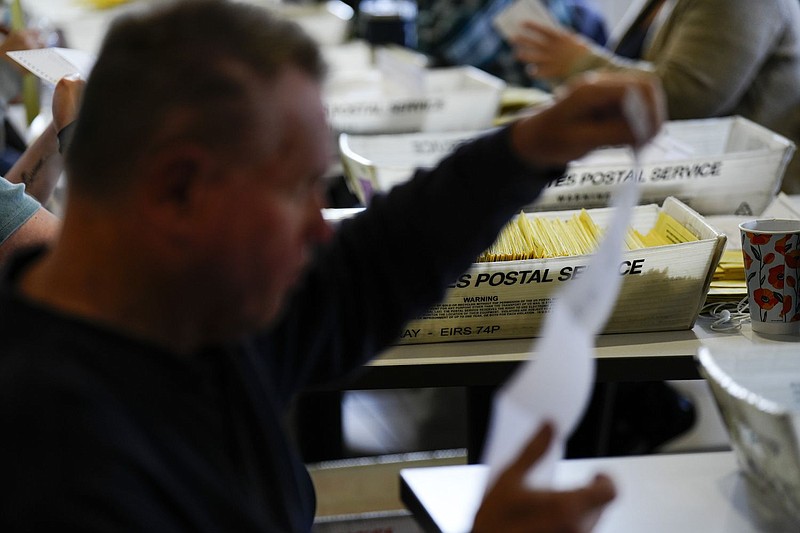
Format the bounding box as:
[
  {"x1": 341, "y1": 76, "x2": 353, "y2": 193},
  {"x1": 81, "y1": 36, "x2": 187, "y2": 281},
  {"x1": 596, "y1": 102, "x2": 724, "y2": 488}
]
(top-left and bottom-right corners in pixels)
[
  {"x1": 5, "y1": 76, "x2": 84, "y2": 205},
  {"x1": 509, "y1": 70, "x2": 665, "y2": 165},
  {"x1": 0, "y1": 77, "x2": 84, "y2": 261},
  {"x1": 4, "y1": 121, "x2": 62, "y2": 204},
  {"x1": 272, "y1": 72, "x2": 665, "y2": 392}
]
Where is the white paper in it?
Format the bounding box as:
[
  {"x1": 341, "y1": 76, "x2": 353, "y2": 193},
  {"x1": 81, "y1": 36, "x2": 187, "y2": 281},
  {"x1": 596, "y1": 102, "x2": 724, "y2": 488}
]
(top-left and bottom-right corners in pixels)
[
  {"x1": 7, "y1": 47, "x2": 95, "y2": 85},
  {"x1": 482, "y1": 174, "x2": 640, "y2": 490},
  {"x1": 493, "y1": 0, "x2": 559, "y2": 41}
]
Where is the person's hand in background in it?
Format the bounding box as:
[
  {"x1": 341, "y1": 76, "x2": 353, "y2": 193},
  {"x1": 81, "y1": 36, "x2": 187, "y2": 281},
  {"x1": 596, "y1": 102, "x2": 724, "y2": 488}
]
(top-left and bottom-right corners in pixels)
[{"x1": 52, "y1": 74, "x2": 85, "y2": 134}]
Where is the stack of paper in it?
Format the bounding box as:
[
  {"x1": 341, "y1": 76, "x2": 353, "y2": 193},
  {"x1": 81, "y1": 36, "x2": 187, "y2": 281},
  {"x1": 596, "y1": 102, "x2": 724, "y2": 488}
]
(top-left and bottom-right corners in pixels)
[
  {"x1": 478, "y1": 209, "x2": 699, "y2": 262},
  {"x1": 708, "y1": 250, "x2": 746, "y2": 301}
]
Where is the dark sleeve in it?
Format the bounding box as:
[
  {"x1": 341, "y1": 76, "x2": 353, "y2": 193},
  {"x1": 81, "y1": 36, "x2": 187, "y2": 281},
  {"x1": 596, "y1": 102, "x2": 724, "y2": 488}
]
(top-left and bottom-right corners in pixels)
[{"x1": 261, "y1": 126, "x2": 562, "y2": 397}]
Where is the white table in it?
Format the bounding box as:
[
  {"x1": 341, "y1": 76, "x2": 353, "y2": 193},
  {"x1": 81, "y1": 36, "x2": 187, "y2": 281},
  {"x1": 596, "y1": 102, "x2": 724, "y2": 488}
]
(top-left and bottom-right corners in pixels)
[
  {"x1": 306, "y1": 318, "x2": 800, "y2": 462},
  {"x1": 339, "y1": 319, "x2": 800, "y2": 390},
  {"x1": 400, "y1": 451, "x2": 796, "y2": 533}
]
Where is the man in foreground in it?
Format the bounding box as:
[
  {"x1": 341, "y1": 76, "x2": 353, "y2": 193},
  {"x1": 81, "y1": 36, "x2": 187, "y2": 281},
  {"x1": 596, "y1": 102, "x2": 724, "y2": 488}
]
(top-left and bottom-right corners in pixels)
[{"x1": 0, "y1": 0, "x2": 664, "y2": 531}]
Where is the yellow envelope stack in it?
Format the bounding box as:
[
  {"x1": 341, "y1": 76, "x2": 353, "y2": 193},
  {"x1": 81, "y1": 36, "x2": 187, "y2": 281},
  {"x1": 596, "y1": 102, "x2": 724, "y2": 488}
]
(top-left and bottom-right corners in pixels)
[{"x1": 478, "y1": 210, "x2": 699, "y2": 263}]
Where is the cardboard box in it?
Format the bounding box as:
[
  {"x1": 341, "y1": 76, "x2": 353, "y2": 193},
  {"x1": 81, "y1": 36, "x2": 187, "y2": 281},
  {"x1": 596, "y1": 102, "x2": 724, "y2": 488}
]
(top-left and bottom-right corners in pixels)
[
  {"x1": 325, "y1": 66, "x2": 505, "y2": 135},
  {"x1": 395, "y1": 197, "x2": 725, "y2": 344},
  {"x1": 697, "y1": 345, "x2": 800, "y2": 527},
  {"x1": 339, "y1": 116, "x2": 795, "y2": 215}
]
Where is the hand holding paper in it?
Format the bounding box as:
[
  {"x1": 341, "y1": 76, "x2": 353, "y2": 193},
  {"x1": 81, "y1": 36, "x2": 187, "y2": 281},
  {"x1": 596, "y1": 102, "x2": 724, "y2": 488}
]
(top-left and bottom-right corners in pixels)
[
  {"x1": 482, "y1": 171, "x2": 641, "y2": 491},
  {"x1": 481, "y1": 85, "x2": 653, "y2": 497},
  {"x1": 52, "y1": 75, "x2": 86, "y2": 134},
  {"x1": 473, "y1": 423, "x2": 616, "y2": 533}
]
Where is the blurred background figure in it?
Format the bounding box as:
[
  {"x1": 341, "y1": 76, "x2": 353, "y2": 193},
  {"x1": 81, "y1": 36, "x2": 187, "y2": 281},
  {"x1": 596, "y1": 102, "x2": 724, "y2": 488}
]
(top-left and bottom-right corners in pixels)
[
  {"x1": 0, "y1": 26, "x2": 45, "y2": 173},
  {"x1": 0, "y1": 0, "x2": 62, "y2": 175},
  {"x1": 416, "y1": 0, "x2": 607, "y2": 87},
  {"x1": 512, "y1": 0, "x2": 800, "y2": 193}
]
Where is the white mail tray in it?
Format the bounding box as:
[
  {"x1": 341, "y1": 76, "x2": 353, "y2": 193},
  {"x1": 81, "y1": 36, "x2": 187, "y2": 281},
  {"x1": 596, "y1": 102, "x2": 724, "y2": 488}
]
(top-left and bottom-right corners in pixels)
[
  {"x1": 325, "y1": 65, "x2": 505, "y2": 135},
  {"x1": 396, "y1": 197, "x2": 725, "y2": 344},
  {"x1": 339, "y1": 116, "x2": 795, "y2": 215}
]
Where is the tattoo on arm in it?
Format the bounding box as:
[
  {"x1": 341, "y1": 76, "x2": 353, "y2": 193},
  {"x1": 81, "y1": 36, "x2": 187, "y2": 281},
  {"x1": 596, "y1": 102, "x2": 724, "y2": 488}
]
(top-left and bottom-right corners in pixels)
[{"x1": 20, "y1": 157, "x2": 47, "y2": 188}]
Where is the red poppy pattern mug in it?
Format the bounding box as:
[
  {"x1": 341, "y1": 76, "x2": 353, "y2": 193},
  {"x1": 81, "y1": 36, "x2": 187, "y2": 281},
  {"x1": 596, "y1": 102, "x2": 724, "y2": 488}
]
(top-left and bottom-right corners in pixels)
[{"x1": 740, "y1": 219, "x2": 800, "y2": 335}]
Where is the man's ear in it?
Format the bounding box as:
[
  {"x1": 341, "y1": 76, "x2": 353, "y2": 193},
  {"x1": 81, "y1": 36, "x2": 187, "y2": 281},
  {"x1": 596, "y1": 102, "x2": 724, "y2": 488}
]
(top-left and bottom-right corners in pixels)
[{"x1": 135, "y1": 143, "x2": 218, "y2": 242}]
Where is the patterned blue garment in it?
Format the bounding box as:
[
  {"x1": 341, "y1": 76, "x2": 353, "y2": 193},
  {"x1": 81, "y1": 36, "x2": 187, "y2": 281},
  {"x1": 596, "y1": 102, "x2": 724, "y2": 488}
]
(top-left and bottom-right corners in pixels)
[{"x1": 417, "y1": 0, "x2": 607, "y2": 86}]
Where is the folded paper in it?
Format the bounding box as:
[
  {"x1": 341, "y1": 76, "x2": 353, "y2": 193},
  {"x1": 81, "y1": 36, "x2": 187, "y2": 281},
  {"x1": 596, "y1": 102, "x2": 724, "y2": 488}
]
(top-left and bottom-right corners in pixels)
[{"x1": 482, "y1": 173, "x2": 640, "y2": 490}]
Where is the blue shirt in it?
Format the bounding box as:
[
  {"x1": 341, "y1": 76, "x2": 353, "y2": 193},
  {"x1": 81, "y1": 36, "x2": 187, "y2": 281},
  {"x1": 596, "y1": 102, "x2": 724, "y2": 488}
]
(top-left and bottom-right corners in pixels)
[{"x1": 0, "y1": 176, "x2": 38, "y2": 244}]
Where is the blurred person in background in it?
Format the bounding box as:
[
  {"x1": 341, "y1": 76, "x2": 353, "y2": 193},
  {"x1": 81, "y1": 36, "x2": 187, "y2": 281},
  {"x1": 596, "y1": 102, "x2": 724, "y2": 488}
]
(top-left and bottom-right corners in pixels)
[
  {"x1": 0, "y1": 25, "x2": 47, "y2": 173},
  {"x1": 416, "y1": 0, "x2": 608, "y2": 87},
  {"x1": 0, "y1": 0, "x2": 65, "y2": 174},
  {"x1": 511, "y1": 0, "x2": 800, "y2": 193}
]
